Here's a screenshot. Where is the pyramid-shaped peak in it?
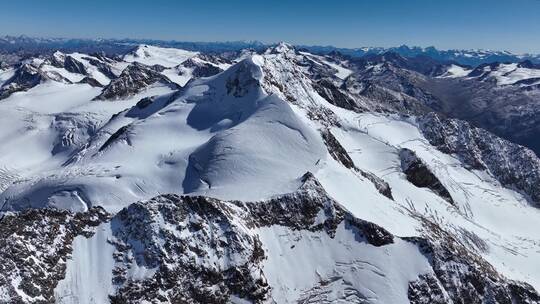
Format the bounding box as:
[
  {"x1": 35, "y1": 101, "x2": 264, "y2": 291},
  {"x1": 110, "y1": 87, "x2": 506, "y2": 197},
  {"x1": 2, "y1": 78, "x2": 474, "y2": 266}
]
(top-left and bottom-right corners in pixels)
[{"x1": 265, "y1": 41, "x2": 296, "y2": 55}]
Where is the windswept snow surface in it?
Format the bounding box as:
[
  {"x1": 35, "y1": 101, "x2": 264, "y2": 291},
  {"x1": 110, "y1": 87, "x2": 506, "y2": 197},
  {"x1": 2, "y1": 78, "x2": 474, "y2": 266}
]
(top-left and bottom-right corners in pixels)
[
  {"x1": 124, "y1": 44, "x2": 198, "y2": 68},
  {"x1": 463, "y1": 62, "x2": 540, "y2": 86},
  {"x1": 0, "y1": 68, "x2": 15, "y2": 85},
  {"x1": 439, "y1": 64, "x2": 471, "y2": 78},
  {"x1": 300, "y1": 51, "x2": 353, "y2": 79},
  {"x1": 0, "y1": 55, "x2": 326, "y2": 212},
  {"x1": 259, "y1": 224, "x2": 430, "y2": 303},
  {"x1": 489, "y1": 63, "x2": 540, "y2": 86},
  {"x1": 0, "y1": 80, "x2": 175, "y2": 212},
  {"x1": 54, "y1": 223, "x2": 116, "y2": 304},
  {"x1": 329, "y1": 110, "x2": 540, "y2": 290}
]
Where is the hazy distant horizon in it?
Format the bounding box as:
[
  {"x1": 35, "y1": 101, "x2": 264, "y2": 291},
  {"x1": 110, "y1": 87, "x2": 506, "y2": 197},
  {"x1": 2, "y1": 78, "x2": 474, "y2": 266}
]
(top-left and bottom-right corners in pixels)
[
  {"x1": 1, "y1": 0, "x2": 540, "y2": 53},
  {"x1": 2, "y1": 34, "x2": 539, "y2": 55}
]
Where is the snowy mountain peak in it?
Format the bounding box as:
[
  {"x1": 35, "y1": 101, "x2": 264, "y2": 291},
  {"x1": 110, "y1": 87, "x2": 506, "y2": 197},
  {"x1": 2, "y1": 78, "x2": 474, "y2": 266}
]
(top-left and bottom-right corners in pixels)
[
  {"x1": 265, "y1": 41, "x2": 296, "y2": 55},
  {"x1": 51, "y1": 50, "x2": 66, "y2": 66},
  {"x1": 124, "y1": 44, "x2": 198, "y2": 68}
]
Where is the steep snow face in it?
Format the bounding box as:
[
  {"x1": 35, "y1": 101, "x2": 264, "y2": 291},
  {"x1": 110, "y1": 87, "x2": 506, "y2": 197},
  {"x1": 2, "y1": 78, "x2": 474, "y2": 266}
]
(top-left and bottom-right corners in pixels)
[
  {"x1": 299, "y1": 51, "x2": 353, "y2": 79},
  {"x1": 54, "y1": 223, "x2": 116, "y2": 304},
  {"x1": 124, "y1": 44, "x2": 198, "y2": 68},
  {"x1": 0, "y1": 67, "x2": 15, "y2": 86},
  {"x1": 162, "y1": 55, "x2": 232, "y2": 86},
  {"x1": 259, "y1": 225, "x2": 430, "y2": 303},
  {"x1": 438, "y1": 64, "x2": 471, "y2": 78},
  {"x1": 67, "y1": 52, "x2": 121, "y2": 85},
  {"x1": 329, "y1": 110, "x2": 540, "y2": 291}
]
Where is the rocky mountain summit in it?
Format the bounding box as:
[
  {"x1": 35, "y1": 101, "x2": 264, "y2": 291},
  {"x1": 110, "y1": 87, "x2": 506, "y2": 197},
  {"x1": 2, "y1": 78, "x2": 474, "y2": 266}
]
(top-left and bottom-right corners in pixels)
[
  {"x1": 4, "y1": 173, "x2": 539, "y2": 303},
  {"x1": 94, "y1": 62, "x2": 178, "y2": 100}
]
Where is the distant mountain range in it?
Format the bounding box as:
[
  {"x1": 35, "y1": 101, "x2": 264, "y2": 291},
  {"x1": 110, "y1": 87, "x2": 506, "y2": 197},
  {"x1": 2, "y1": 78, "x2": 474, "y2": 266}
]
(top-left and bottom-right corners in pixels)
[{"x1": 1, "y1": 35, "x2": 539, "y2": 66}]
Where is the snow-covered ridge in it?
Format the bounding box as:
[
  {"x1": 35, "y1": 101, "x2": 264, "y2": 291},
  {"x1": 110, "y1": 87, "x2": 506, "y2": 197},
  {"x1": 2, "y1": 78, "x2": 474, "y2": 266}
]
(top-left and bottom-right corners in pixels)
[
  {"x1": 4, "y1": 173, "x2": 539, "y2": 303},
  {"x1": 0, "y1": 45, "x2": 230, "y2": 102},
  {"x1": 437, "y1": 60, "x2": 540, "y2": 88},
  {"x1": 123, "y1": 44, "x2": 198, "y2": 68}
]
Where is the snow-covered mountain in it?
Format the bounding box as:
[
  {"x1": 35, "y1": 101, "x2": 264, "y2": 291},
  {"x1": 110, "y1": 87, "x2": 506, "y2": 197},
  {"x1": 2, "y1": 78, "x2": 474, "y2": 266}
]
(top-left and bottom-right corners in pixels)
[
  {"x1": 463, "y1": 61, "x2": 540, "y2": 88},
  {"x1": 1, "y1": 43, "x2": 540, "y2": 303},
  {"x1": 302, "y1": 44, "x2": 540, "y2": 66}
]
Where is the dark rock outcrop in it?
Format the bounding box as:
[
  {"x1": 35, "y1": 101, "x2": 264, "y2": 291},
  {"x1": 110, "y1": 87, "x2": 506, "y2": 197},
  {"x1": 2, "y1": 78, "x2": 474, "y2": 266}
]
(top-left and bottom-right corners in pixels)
[
  {"x1": 83, "y1": 56, "x2": 117, "y2": 79},
  {"x1": 0, "y1": 207, "x2": 110, "y2": 303},
  {"x1": 94, "y1": 62, "x2": 178, "y2": 100},
  {"x1": 399, "y1": 148, "x2": 454, "y2": 205},
  {"x1": 108, "y1": 172, "x2": 393, "y2": 303},
  {"x1": 1, "y1": 173, "x2": 538, "y2": 303},
  {"x1": 320, "y1": 129, "x2": 393, "y2": 199},
  {"x1": 181, "y1": 58, "x2": 224, "y2": 78},
  {"x1": 418, "y1": 112, "x2": 540, "y2": 205},
  {"x1": 78, "y1": 76, "x2": 103, "y2": 87},
  {"x1": 0, "y1": 64, "x2": 44, "y2": 99},
  {"x1": 313, "y1": 78, "x2": 360, "y2": 112},
  {"x1": 63, "y1": 56, "x2": 87, "y2": 75},
  {"x1": 406, "y1": 214, "x2": 540, "y2": 304}
]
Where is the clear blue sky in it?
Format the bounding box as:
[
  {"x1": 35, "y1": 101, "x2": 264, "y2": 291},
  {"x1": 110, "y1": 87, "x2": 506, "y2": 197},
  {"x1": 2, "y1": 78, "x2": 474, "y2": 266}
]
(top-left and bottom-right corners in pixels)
[{"x1": 1, "y1": 0, "x2": 540, "y2": 53}]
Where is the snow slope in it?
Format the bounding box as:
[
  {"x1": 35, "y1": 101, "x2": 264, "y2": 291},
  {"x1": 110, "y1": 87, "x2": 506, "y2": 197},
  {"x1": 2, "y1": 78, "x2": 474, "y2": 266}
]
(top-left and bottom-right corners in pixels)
[
  {"x1": 465, "y1": 62, "x2": 540, "y2": 86},
  {"x1": 438, "y1": 64, "x2": 471, "y2": 78},
  {"x1": 124, "y1": 44, "x2": 198, "y2": 68}
]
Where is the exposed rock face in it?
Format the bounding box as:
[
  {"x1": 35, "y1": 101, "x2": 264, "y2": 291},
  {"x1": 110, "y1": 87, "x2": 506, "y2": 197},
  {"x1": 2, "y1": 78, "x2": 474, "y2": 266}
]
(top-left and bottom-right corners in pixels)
[
  {"x1": 406, "y1": 214, "x2": 540, "y2": 304},
  {"x1": 49, "y1": 52, "x2": 89, "y2": 75},
  {"x1": 320, "y1": 129, "x2": 356, "y2": 169},
  {"x1": 94, "y1": 62, "x2": 178, "y2": 100},
  {"x1": 2, "y1": 173, "x2": 538, "y2": 303},
  {"x1": 63, "y1": 56, "x2": 87, "y2": 75},
  {"x1": 0, "y1": 64, "x2": 44, "y2": 99},
  {"x1": 313, "y1": 78, "x2": 361, "y2": 112},
  {"x1": 107, "y1": 173, "x2": 395, "y2": 303},
  {"x1": 49, "y1": 51, "x2": 66, "y2": 68},
  {"x1": 134, "y1": 95, "x2": 156, "y2": 109},
  {"x1": 84, "y1": 173, "x2": 394, "y2": 303},
  {"x1": 0, "y1": 207, "x2": 110, "y2": 303},
  {"x1": 99, "y1": 125, "x2": 132, "y2": 151},
  {"x1": 78, "y1": 76, "x2": 103, "y2": 87},
  {"x1": 0, "y1": 61, "x2": 75, "y2": 99},
  {"x1": 83, "y1": 56, "x2": 117, "y2": 79},
  {"x1": 418, "y1": 112, "x2": 540, "y2": 205},
  {"x1": 320, "y1": 129, "x2": 393, "y2": 199},
  {"x1": 181, "y1": 57, "x2": 224, "y2": 78},
  {"x1": 239, "y1": 172, "x2": 394, "y2": 244},
  {"x1": 109, "y1": 194, "x2": 270, "y2": 304},
  {"x1": 399, "y1": 148, "x2": 455, "y2": 205},
  {"x1": 255, "y1": 44, "x2": 342, "y2": 126}
]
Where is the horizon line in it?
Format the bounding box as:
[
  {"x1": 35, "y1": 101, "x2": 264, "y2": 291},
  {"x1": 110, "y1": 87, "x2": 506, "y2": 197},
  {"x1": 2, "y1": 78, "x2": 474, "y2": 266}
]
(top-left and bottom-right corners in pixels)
[{"x1": 1, "y1": 34, "x2": 537, "y2": 56}]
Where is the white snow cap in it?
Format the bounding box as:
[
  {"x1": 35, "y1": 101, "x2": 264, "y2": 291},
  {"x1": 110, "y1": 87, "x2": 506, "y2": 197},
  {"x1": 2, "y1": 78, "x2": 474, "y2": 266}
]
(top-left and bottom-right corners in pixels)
[
  {"x1": 124, "y1": 44, "x2": 198, "y2": 68},
  {"x1": 265, "y1": 41, "x2": 296, "y2": 55}
]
